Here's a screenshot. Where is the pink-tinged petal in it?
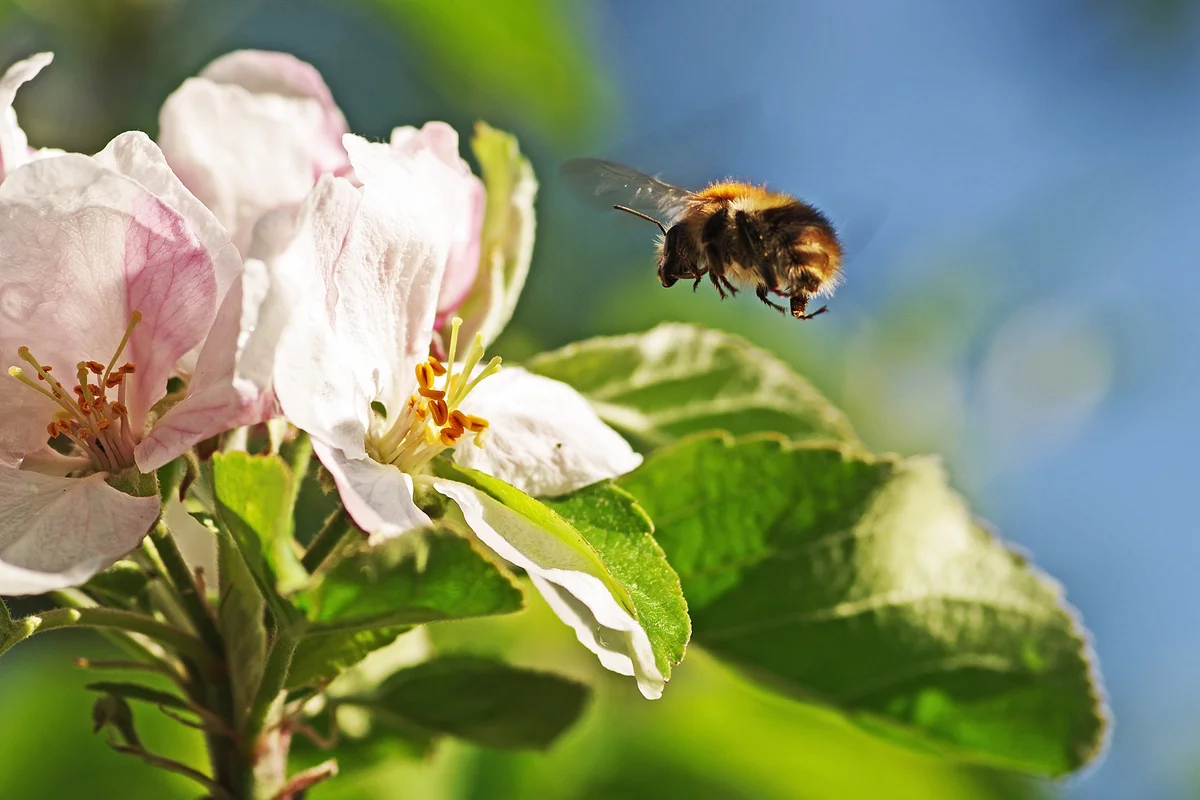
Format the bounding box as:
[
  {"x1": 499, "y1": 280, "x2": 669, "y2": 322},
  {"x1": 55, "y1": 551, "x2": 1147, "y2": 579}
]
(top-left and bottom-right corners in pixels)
[
  {"x1": 431, "y1": 478, "x2": 664, "y2": 698},
  {"x1": 158, "y1": 53, "x2": 350, "y2": 252},
  {"x1": 454, "y1": 367, "x2": 642, "y2": 497},
  {"x1": 313, "y1": 438, "x2": 430, "y2": 544},
  {"x1": 0, "y1": 468, "x2": 160, "y2": 595},
  {"x1": 389, "y1": 123, "x2": 485, "y2": 322},
  {"x1": 96, "y1": 132, "x2": 242, "y2": 330},
  {"x1": 137, "y1": 257, "x2": 282, "y2": 471},
  {"x1": 0, "y1": 154, "x2": 216, "y2": 448},
  {"x1": 0, "y1": 52, "x2": 52, "y2": 182},
  {"x1": 200, "y1": 50, "x2": 348, "y2": 142}
]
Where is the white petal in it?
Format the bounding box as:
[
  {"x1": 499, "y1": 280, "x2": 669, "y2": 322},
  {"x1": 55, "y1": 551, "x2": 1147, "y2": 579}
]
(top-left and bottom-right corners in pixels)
[
  {"x1": 0, "y1": 468, "x2": 160, "y2": 595},
  {"x1": 0, "y1": 52, "x2": 52, "y2": 181},
  {"x1": 431, "y1": 478, "x2": 664, "y2": 699},
  {"x1": 454, "y1": 367, "x2": 642, "y2": 497},
  {"x1": 158, "y1": 61, "x2": 348, "y2": 252},
  {"x1": 267, "y1": 176, "x2": 371, "y2": 456},
  {"x1": 272, "y1": 140, "x2": 468, "y2": 451},
  {"x1": 313, "y1": 439, "x2": 430, "y2": 544},
  {"x1": 0, "y1": 153, "x2": 217, "y2": 443}
]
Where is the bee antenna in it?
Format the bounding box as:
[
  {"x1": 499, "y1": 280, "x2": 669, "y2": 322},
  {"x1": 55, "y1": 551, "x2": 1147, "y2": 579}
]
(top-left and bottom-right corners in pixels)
[{"x1": 613, "y1": 205, "x2": 667, "y2": 236}]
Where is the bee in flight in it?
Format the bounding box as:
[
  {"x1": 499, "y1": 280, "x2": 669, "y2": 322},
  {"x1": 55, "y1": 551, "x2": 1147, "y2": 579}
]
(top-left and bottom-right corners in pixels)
[{"x1": 562, "y1": 159, "x2": 842, "y2": 320}]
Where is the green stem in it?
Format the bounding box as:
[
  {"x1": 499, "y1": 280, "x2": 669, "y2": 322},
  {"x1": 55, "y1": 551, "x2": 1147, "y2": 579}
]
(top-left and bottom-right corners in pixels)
[
  {"x1": 15, "y1": 607, "x2": 216, "y2": 672},
  {"x1": 50, "y1": 590, "x2": 184, "y2": 675},
  {"x1": 110, "y1": 743, "x2": 234, "y2": 800},
  {"x1": 242, "y1": 631, "x2": 298, "y2": 749},
  {"x1": 149, "y1": 520, "x2": 224, "y2": 654},
  {"x1": 301, "y1": 506, "x2": 354, "y2": 573}
]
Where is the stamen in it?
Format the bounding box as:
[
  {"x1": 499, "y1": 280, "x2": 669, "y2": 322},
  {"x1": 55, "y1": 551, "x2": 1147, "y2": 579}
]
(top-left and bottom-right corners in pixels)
[
  {"x1": 429, "y1": 398, "x2": 449, "y2": 426},
  {"x1": 101, "y1": 311, "x2": 141, "y2": 386},
  {"x1": 366, "y1": 316, "x2": 501, "y2": 473},
  {"x1": 8, "y1": 311, "x2": 144, "y2": 473}
]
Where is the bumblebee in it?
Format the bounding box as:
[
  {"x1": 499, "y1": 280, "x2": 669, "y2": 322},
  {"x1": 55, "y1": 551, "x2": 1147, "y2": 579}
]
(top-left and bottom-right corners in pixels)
[{"x1": 562, "y1": 159, "x2": 842, "y2": 319}]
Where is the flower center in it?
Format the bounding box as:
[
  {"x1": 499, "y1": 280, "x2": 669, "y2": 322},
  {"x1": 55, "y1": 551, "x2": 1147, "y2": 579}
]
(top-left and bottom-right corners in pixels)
[
  {"x1": 8, "y1": 311, "x2": 142, "y2": 473},
  {"x1": 367, "y1": 317, "x2": 501, "y2": 473}
]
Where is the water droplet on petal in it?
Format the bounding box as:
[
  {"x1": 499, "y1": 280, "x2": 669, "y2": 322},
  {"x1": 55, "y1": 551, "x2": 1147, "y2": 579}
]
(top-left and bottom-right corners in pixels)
[{"x1": 0, "y1": 283, "x2": 42, "y2": 321}]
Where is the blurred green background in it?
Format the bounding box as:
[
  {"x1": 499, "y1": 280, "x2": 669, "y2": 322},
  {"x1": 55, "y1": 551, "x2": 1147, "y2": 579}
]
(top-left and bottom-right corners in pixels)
[{"x1": 2, "y1": 0, "x2": 1197, "y2": 797}]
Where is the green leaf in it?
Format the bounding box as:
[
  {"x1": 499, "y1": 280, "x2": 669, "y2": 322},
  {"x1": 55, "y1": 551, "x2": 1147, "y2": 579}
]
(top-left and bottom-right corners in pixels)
[
  {"x1": 211, "y1": 452, "x2": 306, "y2": 622},
  {"x1": 287, "y1": 626, "x2": 410, "y2": 691},
  {"x1": 619, "y1": 434, "x2": 1108, "y2": 777},
  {"x1": 301, "y1": 527, "x2": 523, "y2": 633},
  {"x1": 444, "y1": 123, "x2": 537, "y2": 349},
  {"x1": 83, "y1": 682, "x2": 192, "y2": 713},
  {"x1": 543, "y1": 482, "x2": 690, "y2": 680},
  {"x1": 356, "y1": 0, "x2": 610, "y2": 138},
  {"x1": 343, "y1": 655, "x2": 589, "y2": 750},
  {"x1": 527, "y1": 323, "x2": 860, "y2": 450},
  {"x1": 217, "y1": 527, "x2": 267, "y2": 725}
]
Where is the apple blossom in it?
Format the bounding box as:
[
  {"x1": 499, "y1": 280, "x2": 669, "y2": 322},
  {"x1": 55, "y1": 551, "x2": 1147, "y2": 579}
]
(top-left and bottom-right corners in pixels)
[
  {"x1": 263, "y1": 133, "x2": 662, "y2": 697},
  {"x1": 0, "y1": 132, "x2": 268, "y2": 595},
  {"x1": 158, "y1": 51, "x2": 484, "y2": 326}
]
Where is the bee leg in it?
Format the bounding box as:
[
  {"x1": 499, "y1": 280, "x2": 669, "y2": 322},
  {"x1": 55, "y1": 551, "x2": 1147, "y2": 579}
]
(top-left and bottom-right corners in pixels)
[
  {"x1": 720, "y1": 274, "x2": 739, "y2": 296},
  {"x1": 689, "y1": 265, "x2": 708, "y2": 291},
  {"x1": 708, "y1": 269, "x2": 728, "y2": 299},
  {"x1": 789, "y1": 294, "x2": 829, "y2": 321},
  {"x1": 756, "y1": 285, "x2": 787, "y2": 314}
]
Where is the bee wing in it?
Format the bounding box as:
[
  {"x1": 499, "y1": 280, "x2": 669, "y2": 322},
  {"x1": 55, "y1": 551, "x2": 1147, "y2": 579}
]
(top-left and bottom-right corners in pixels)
[{"x1": 560, "y1": 158, "x2": 694, "y2": 222}]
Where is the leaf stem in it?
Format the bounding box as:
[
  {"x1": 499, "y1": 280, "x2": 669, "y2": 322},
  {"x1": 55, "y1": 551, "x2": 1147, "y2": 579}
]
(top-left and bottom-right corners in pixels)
[
  {"x1": 301, "y1": 506, "x2": 355, "y2": 573},
  {"x1": 18, "y1": 607, "x2": 216, "y2": 671},
  {"x1": 109, "y1": 742, "x2": 233, "y2": 800},
  {"x1": 242, "y1": 630, "x2": 298, "y2": 752}
]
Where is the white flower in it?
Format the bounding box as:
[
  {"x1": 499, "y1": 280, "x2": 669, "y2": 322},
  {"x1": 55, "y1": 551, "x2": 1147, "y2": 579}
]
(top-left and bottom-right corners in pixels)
[{"x1": 264, "y1": 133, "x2": 661, "y2": 697}]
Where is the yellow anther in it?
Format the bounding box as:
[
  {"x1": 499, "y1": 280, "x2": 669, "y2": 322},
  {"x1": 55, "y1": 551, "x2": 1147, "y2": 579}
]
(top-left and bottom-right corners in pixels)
[
  {"x1": 417, "y1": 386, "x2": 445, "y2": 400},
  {"x1": 465, "y1": 414, "x2": 489, "y2": 432},
  {"x1": 438, "y1": 430, "x2": 458, "y2": 447},
  {"x1": 427, "y1": 357, "x2": 447, "y2": 376}
]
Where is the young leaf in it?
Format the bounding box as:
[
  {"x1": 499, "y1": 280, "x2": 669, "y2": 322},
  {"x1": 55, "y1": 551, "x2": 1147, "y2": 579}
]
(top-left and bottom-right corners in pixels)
[
  {"x1": 287, "y1": 626, "x2": 410, "y2": 691},
  {"x1": 341, "y1": 655, "x2": 589, "y2": 750},
  {"x1": 217, "y1": 527, "x2": 267, "y2": 725},
  {"x1": 527, "y1": 323, "x2": 859, "y2": 449},
  {"x1": 542, "y1": 482, "x2": 690, "y2": 681},
  {"x1": 210, "y1": 452, "x2": 306, "y2": 623},
  {"x1": 445, "y1": 123, "x2": 537, "y2": 349},
  {"x1": 619, "y1": 433, "x2": 1108, "y2": 777},
  {"x1": 301, "y1": 527, "x2": 523, "y2": 633}
]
